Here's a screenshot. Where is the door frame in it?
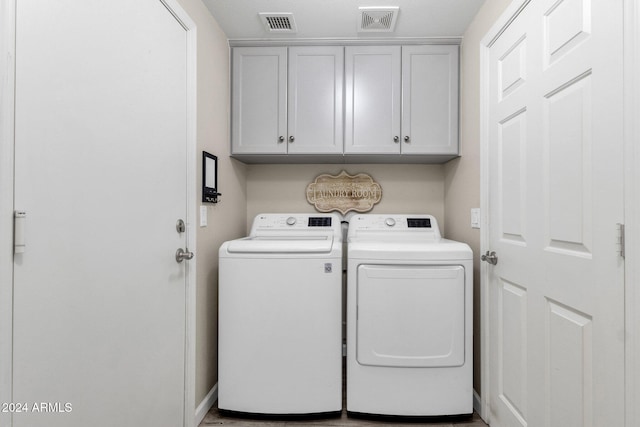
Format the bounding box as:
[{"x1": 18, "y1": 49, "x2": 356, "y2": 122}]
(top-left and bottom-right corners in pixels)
[
  {"x1": 479, "y1": 0, "x2": 638, "y2": 425},
  {"x1": 0, "y1": 1, "x2": 198, "y2": 426},
  {"x1": 0, "y1": 0, "x2": 17, "y2": 425},
  {"x1": 624, "y1": 0, "x2": 640, "y2": 425}
]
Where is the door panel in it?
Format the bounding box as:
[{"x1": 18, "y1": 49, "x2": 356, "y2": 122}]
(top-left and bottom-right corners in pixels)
[
  {"x1": 499, "y1": 109, "x2": 527, "y2": 245},
  {"x1": 546, "y1": 300, "x2": 593, "y2": 427},
  {"x1": 356, "y1": 265, "x2": 465, "y2": 368},
  {"x1": 288, "y1": 46, "x2": 343, "y2": 154},
  {"x1": 487, "y1": 0, "x2": 624, "y2": 426},
  {"x1": 544, "y1": 73, "x2": 592, "y2": 256},
  {"x1": 401, "y1": 45, "x2": 459, "y2": 155},
  {"x1": 13, "y1": 1, "x2": 188, "y2": 426},
  {"x1": 344, "y1": 46, "x2": 401, "y2": 154},
  {"x1": 231, "y1": 47, "x2": 287, "y2": 154},
  {"x1": 497, "y1": 279, "x2": 528, "y2": 426}
]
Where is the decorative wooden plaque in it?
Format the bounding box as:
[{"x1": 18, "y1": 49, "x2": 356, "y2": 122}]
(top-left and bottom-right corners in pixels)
[{"x1": 306, "y1": 171, "x2": 382, "y2": 215}]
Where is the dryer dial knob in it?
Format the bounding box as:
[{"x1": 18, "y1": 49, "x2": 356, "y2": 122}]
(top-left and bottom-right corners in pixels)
[
  {"x1": 286, "y1": 216, "x2": 297, "y2": 226},
  {"x1": 385, "y1": 218, "x2": 396, "y2": 227}
]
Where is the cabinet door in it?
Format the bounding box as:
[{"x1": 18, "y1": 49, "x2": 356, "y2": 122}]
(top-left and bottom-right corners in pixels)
[
  {"x1": 345, "y1": 46, "x2": 401, "y2": 154},
  {"x1": 401, "y1": 45, "x2": 459, "y2": 155},
  {"x1": 231, "y1": 47, "x2": 287, "y2": 154},
  {"x1": 288, "y1": 47, "x2": 343, "y2": 154}
]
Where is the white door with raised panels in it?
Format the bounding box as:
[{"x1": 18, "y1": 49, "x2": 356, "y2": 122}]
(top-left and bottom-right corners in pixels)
[
  {"x1": 12, "y1": 1, "x2": 190, "y2": 426},
  {"x1": 485, "y1": 0, "x2": 624, "y2": 426}
]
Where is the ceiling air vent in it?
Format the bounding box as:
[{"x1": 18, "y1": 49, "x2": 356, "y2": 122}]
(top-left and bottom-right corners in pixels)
[
  {"x1": 259, "y1": 13, "x2": 297, "y2": 33},
  {"x1": 358, "y1": 7, "x2": 399, "y2": 32}
]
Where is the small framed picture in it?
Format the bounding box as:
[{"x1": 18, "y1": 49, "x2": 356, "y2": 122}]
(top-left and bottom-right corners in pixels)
[{"x1": 202, "y1": 151, "x2": 220, "y2": 203}]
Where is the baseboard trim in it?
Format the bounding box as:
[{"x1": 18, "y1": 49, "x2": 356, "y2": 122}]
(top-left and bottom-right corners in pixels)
[{"x1": 194, "y1": 383, "x2": 218, "y2": 426}]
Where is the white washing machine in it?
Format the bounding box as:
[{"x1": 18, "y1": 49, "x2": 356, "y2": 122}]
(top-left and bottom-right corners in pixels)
[
  {"x1": 347, "y1": 214, "x2": 473, "y2": 417},
  {"x1": 218, "y1": 213, "x2": 343, "y2": 416}
]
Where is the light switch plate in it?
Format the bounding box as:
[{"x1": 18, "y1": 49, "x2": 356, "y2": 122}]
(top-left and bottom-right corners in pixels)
[
  {"x1": 200, "y1": 205, "x2": 208, "y2": 227},
  {"x1": 471, "y1": 208, "x2": 480, "y2": 229}
]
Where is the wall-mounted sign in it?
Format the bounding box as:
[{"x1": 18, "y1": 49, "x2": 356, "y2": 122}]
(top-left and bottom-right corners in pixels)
[
  {"x1": 202, "y1": 151, "x2": 221, "y2": 203},
  {"x1": 306, "y1": 171, "x2": 382, "y2": 215}
]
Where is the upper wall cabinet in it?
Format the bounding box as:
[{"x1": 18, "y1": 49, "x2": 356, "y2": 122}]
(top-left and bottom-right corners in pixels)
[
  {"x1": 231, "y1": 47, "x2": 287, "y2": 155},
  {"x1": 344, "y1": 46, "x2": 402, "y2": 155},
  {"x1": 231, "y1": 46, "x2": 344, "y2": 160},
  {"x1": 344, "y1": 45, "x2": 459, "y2": 160},
  {"x1": 231, "y1": 44, "x2": 459, "y2": 164},
  {"x1": 288, "y1": 47, "x2": 344, "y2": 155},
  {"x1": 401, "y1": 45, "x2": 459, "y2": 156}
]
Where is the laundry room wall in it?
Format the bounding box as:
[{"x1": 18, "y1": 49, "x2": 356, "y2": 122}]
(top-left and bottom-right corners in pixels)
[
  {"x1": 175, "y1": 0, "x2": 248, "y2": 408},
  {"x1": 246, "y1": 164, "x2": 445, "y2": 228},
  {"x1": 443, "y1": 0, "x2": 514, "y2": 399}
]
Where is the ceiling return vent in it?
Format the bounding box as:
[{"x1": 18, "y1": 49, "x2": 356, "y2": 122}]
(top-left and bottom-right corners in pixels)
[
  {"x1": 259, "y1": 13, "x2": 297, "y2": 33},
  {"x1": 358, "y1": 7, "x2": 399, "y2": 32}
]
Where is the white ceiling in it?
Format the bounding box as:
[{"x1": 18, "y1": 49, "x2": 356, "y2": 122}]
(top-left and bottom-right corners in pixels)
[{"x1": 202, "y1": 0, "x2": 486, "y2": 42}]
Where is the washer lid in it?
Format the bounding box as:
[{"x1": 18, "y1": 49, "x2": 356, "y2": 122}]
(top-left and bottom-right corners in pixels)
[{"x1": 226, "y1": 236, "x2": 334, "y2": 253}]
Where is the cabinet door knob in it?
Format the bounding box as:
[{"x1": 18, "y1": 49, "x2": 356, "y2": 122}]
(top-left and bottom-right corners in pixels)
[
  {"x1": 393, "y1": 136, "x2": 399, "y2": 143},
  {"x1": 278, "y1": 136, "x2": 285, "y2": 143},
  {"x1": 404, "y1": 136, "x2": 410, "y2": 143},
  {"x1": 289, "y1": 136, "x2": 295, "y2": 143}
]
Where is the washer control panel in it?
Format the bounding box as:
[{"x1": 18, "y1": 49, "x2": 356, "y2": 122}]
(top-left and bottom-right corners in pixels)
[{"x1": 250, "y1": 214, "x2": 341, "y2": 237}]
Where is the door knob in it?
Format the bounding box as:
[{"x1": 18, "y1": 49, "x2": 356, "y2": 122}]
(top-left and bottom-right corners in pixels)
[
  {"x1": 176, "y1": 248, "x2": 194, "y2": 263},
  {"x1": 404, "y1": 135, "x2": 411, "y2": 143},
  {"x1": 393, "y1": 136, "x2": 399, "y2": 143},
  {"x1": 278, "y1": 136, "x2": 285, "y2": 143},
  {"x1": 289, "y1": 135, "x2": 295, "y2": 143},
  {"x1": 481, "y1": 251, "x2": 498, "y2": 265}
]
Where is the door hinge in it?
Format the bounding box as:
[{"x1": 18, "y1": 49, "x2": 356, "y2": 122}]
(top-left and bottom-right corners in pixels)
[{"x1": 617, "y1": 223, "x2": 625, "y2": 259}]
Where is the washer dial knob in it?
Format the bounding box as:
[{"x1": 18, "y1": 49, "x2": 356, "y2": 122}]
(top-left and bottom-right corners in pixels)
[
  {"x1": 286, "y1": 216, "x2": 297, "y2": 226},
  {"x1": 385, "y1": 217, "x2": 396, "y2": 227}
]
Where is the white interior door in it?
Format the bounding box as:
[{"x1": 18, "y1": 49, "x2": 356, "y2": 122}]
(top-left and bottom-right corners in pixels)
[
  {"x1": 12, "y1": 1, "x2": 189, "y2": 426},
  {"x1": 485, "y1": 0, "x2": 624, "y2": 426}
]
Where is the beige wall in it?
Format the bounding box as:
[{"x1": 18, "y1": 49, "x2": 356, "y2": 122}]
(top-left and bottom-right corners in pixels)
[
  {"x1": 444, "y1": 0, "x2": 512, "y2": 395},
  {"x1": 181, "y1": 0, "x2": 513, "y2": 405},
  {"x1": 175, "y1": 0, "x2": 248, "y2": 406},
  {"x1": 247, "y1": 164, "x2": 445, "y2": 228}
]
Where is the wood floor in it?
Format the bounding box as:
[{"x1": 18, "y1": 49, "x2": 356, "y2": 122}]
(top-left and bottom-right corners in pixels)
[{"x1": 199, "y1": 405, "x2": 488, "y2": 427}]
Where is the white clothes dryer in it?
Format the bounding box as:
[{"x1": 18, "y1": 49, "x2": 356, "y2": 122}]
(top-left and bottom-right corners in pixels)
[
  {"x1": 218, "y1": 213, "x2": 343, "y2": 416},
  {"x1": 347, "y1": 214, "x2": 473, "y2": 417}
]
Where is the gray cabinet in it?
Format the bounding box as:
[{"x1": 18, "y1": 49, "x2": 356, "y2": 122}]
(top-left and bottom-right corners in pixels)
[
  {"x1": 231, "y1": 44, "x2": 459, "y2": 163},
  {"x1": 345, "y1": 45, "x2": 459, "y2": 160},
  {"x1": 231, "y1": 46, "x2": 343, "y2": 160},
  {"x1": 287, "y1": 46, "x2": 344, "y2": 155},
  {"x1": 401, "y1": 45, "x2": 459, "y2": 156},
  {"x1": 344, "y1": 46, "x2": 401, "y2": 155},
  {"x1": 231, "y1": 47, "x2": 287, "y2": 155}
]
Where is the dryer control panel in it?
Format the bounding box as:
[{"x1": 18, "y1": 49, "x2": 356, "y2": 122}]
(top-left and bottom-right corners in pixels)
[{"x1": 348, "y1": 214, "x2": 442, "y2": 240}]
